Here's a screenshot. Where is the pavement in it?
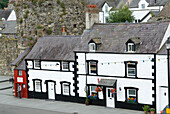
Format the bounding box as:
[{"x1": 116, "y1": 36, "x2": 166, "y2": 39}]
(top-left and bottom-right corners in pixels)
[{"x1": 0, "y1": 76, "x2": 144, "y2": 114}]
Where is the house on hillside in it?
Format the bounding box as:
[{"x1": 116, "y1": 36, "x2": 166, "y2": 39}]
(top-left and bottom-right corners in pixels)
[
  {"x1": 129, "y1": 0, "x2": 169, "y2": 23},
  {"x1": 0, "y1": 9, "x2": 16, "y2": 21},
  {"x1": 20, "y1": 21, "x2": 170, "y2": 113},
  {"x1": 87, "y1": 0, "x2": 130, "y2": 23}
]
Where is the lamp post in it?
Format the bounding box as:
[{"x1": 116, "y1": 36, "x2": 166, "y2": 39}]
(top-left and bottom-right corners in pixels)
[{"x1": 166, "y1": 38, "x2": 170, "y2": 108}]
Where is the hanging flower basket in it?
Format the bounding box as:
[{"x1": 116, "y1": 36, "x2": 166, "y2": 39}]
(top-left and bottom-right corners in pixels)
[
  {"x1": 88, "y1": 94, "x2": 97, "y2": 100},
  {"x1": 110, "y1": 88, "x2": 116, "y2": 94},
  {"x1": 95, "y1": 87, "x2": 102, "y2": 92}
]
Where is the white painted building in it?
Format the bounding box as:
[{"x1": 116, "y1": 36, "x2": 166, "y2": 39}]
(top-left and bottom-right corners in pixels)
[{"x1": 24, "y1": 21, "x2": 170, "y2": 113}]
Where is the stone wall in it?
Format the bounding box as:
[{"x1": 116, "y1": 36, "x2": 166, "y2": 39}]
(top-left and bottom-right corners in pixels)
[
  {"x1": 0, "y1": 36, "x2": 19, "y2": 76},
  {"x1": 15, "y1": 0, "x2": 86, "y2": 49}
]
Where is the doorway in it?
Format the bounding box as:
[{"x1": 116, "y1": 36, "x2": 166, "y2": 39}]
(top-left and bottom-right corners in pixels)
[
  {"x1": 106, "y1": 87, "x2": 115, "y2": 108},
  {"x1": 48, "y1": 82, "x2": 55, "y2": 100}
]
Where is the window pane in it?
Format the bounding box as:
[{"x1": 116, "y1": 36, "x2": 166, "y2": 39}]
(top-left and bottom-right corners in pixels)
[
  {"x1": 128, "y1": 68, "x2": 135, "y2": 76},
  {"x1": 35, "y1": 81, "x2": 41, "y2": 92},
  {"x1": 63, "y1": 84, "x2": 69, "y2": 94},
  {"x1": 63, "y1": 62, "x2": 69, "y2": 69},
  {"x1": 35, "y1": 60, "x2": 40, "y2": 67},
  {"x1": 129, "y1": 89, "x2": 136, "y2": 95},
  {"x1": 90, "y1": 62, "x2": 97, "y2": 74},
  {"x1": 19, "y1": 70, "x2": 22, "y2": 76}
]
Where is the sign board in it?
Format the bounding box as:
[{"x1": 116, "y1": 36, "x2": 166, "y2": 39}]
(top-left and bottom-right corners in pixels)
[
  {"x1": 17, "y1": 77, "x2": 23, "y2": 83},
  {"x1": 166, "y1": 108, "x2": 170, "y2": 113}
]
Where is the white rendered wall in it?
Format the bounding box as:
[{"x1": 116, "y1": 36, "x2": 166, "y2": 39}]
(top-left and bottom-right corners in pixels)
[
  {"x1": 28, "y1": 70, "x2": 75, "y2": 96},
  {"x1": 156, "y1": 55, "x2": 168, "y2": 113},
  {"x1": 77, "y1": 53, "x2": 154, "y2": 79},
  {"x1": 99, "y1": 12, "x2": 104, "y2": 23},
  {"x1": 7, "y1": 10, "x2": 16, "y2": 21}
]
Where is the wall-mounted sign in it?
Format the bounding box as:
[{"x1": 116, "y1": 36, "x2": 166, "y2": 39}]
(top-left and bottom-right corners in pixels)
[{"x1": 17, "y1": 77, "x2": 23, "y2": 83}]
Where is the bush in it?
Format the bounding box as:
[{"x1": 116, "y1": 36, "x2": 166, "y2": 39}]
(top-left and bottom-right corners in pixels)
[
  {"x1": 23, "y1": 14, "x2": 28, "y2": 19},
  {"x1": 26, "y1": 10, "x2": 29, "y2": 14},
  {"x1": 57, "y1": 0, "x2": 60, "y2": 4},
  {"x1": 150, "y1": 108, "x2": 155, "y2": 111},
  {"x1": 37, "y1": 25, "x2": 43, "y2": 29}
]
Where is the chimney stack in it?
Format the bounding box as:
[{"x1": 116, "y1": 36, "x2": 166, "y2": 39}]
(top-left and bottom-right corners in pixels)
[{"x1": 85, "y1": 5, "x2": 99, "y2": 29}]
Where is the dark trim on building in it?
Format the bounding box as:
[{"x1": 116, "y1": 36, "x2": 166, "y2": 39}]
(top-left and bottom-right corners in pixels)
[
  {"x1": 32, "y1": 79, "x2": 43, "y2": 93},
  {"x1": 25, "y1": 68, "x2": 74, "y2": 73},
  {"x1": 73, "y1": 53, "x2": 79, "y2": 97},
  {"x1": 152, "y1": 54, "x2": 156, "y2": 110},
  {"x1": 60, "y1": 81, "x2": 71, "y2": 96},
  {"x1": 78, "y1": 74, "x2": 153, "y2": 80},
  {"x1": 74, "y1": 51, "x2": 155, "y2": 55}
]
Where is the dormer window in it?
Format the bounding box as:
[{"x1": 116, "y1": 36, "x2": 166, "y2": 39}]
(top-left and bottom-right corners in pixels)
[
  {"x1": 126, "y1": 38, "x2": 140, "y2": 53},
  {"x1": 88, "y1": 38, "x2": 102, "y2": 52},
  {"x1": 128, "y1": 43, "x2": 135, "y2": 52},
  {"x1": 89, "y1": 43, "x2": 96, "y2": 52},
  {"x1": 141, "y1": 4, "x2": 145, "y2": 9}
]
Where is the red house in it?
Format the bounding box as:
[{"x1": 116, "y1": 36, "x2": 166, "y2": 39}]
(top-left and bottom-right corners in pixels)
[{"x1": 11, "y1": 48, "x2": 31, "y2": 98}]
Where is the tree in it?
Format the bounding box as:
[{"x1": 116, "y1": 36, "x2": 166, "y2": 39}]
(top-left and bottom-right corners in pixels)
[
  {"x1": 107, "y1": 5, "x2": 134, "y2": 23},
  {"x1": 0, "y1": 0, "x2": 9, "y2": 9}
]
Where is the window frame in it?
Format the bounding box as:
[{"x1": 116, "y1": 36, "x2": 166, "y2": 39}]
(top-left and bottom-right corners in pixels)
[
  {"x1": 18, "y1": 70, "x2": 22, "y2": 76},
  {"x1": 33, "y1": 79, "x2": 42, "y2": 93},
  {"x1": 125, "y1": 61, "x2": 137, "y2": 78},
  {"x1": 62, "y1": 62, "x2": 69, "y2": 70},
  {"x1": 128, "y1": 43, "x2": 135, "y2": 52},
  {"x1": 89, "y1": 43, "x2": 96, "y2": 52},
  {"x1": 124, "y1": 87, "x2": 139, "y2": 103},
  {"x1": 63, "y1": 83, "x2": 70, "y2": 95},
  {"x1": 34, "y1": 60, "x2": 40, "y2": 69},
  {"x1": 105, "y1": 5, "x2": 108, "y2": 13},
  {"x1": 87, "y1": 60, "x2": 98, "y2": 75},
  {"x1": 141, "y1": 4, "x2": 145, "y2": 9}
]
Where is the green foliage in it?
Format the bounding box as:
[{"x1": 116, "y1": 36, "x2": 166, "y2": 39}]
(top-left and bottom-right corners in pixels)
[
  {"x1": 107, "y1": 5, "x2": 134, "y2": 23},
  {"x1": 23, "y1": 5, "x2": 27, "y2": 9},
  {"x1": 23, "y1": 14, "x2": 28, "y2": 19},
  {"x1": 142, "y1": 105, "x2": 150, "y2": 112},
  {"x1": 37, "y1": 25, "x2": 43, "y2": 29},
  {"x1": 150, "y1": 108, "x2": 155, "y2": 111},
  {"x1": 46, "y1": 28, "x2": 52, "y2": 35},
  {"x1": 57, "y1": 0, "x2": 60, "y2": 4},
  {"x1": 32, "y1": 0, "x2": 37, "y2": 5},
  {"x1": 34, "y1": 30, "x2": 37, "y2": 35},
  {"x1": 0, "y1": 0, "x2": 8, "y2": 9},
  {"x1": 60, "y1": 2, "x2": 65, "y2": 9},
  {"x1": 26, "y1": 10, "x2": 29, "y2": 14},
  {"x1": 19, "y1": 18, "x2": 23, "y2": 24},
  {"x1": 38, "y1": 0, "x2": 44, "y2": 7}
]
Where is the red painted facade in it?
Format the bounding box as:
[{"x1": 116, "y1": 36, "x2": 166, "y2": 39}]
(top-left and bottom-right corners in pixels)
[{"x1": 14, "y1": 69, "x2": 28, "y2": 98}]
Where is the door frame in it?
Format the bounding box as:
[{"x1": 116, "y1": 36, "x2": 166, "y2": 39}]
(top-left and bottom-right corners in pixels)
[
  {"x1": 106, "y1": 87, "x2": 116, "y2": 108},
  {"x1": 45, "y1": 80, "x2": 56, "y2": 100}
]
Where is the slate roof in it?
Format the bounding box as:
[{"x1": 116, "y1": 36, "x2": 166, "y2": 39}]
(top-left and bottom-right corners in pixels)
[
  {"x1": 2, "y1": 21, "x2": 17, "y2": 34},
  {"x1": 149, "y1": 0, "x2": 169, "y2": 6},
  {"x1": 0, "y1": 9, "x2": 12, "y2": 20},
  {"x1": 25, "y1": 36, "x2": 81, "y2": 61},
  {"x1": 129, "y1": 0, "x2": 151, "y2": 8},
  {"x1": 157, "y1": 1, "x2": 170, "y2": 17},
  {"x1": 74, "y1": 22, "x2": 169, "y2": 54},
  {"x1": 11, "y1": 48, "x2": 31, "y2": 70},
  {"x1": 87, "y1": 0, "x2": 126, "y2": 10}
]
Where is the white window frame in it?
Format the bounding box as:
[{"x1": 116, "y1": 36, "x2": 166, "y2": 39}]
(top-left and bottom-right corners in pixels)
[
  {"x1": 90, "y1": 86, "x2": 97, "y2": 95},
  {"x1": 63, "y1": 83, "x2": 69, "y2": 95},
  {"x1": 18, "y1": 70, "x2": 22, "y2": 76},
  {"x1": 128, "y1": 43, "x2": 135, "y2": 52},
  {"x1": 89, "y1": 43, "x2": 96, "y2": 52},
  {"x1": 127, "y1": 63, "x2": 136, "y2": 77},
  {"x1": 141, "y1": 4, "x2": 145, "y2": 9},
  {"x1": 35, "y1": 80, "x2": 41, "y2": 92},
  {"x1": 89, "y1": 61, "x2": 97, "y2": 75},
  {"x1": 34, "y1": 60, "x2": 40, "y2": 69},
  {"x1": 62, "y1": 62, "x2": 69, "y2": 70},
  {"x1": 127, "y1": 89, "x2": 136, "y2": 98}
]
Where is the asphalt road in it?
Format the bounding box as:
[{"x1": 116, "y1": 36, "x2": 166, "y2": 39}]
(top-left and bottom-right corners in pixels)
[{"x1": 0, "y1": 104, "x2": 69, "y2": 114}]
